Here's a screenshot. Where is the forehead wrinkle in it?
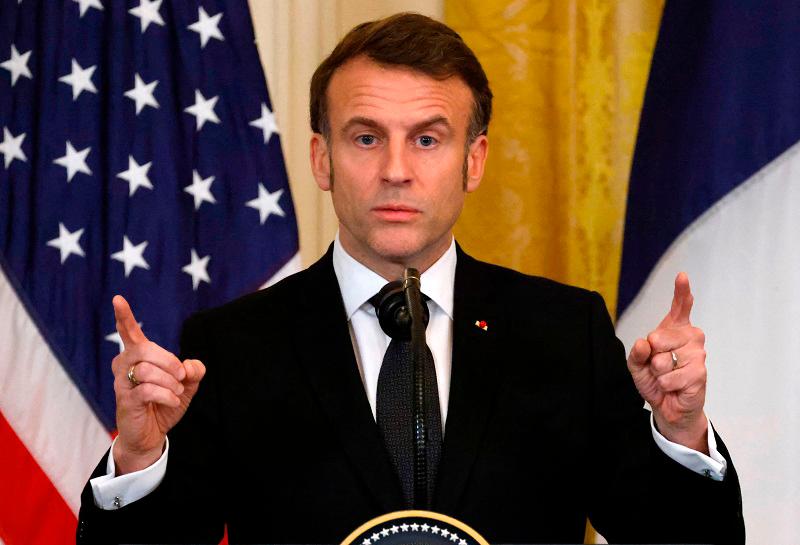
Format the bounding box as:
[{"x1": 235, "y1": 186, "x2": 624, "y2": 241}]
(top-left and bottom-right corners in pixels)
[
  {"x1": 343, "y1": 92, "x2": 461, "y2": 127},
  {"x1": 346, "y1": 86, "x2": 458, "y2": 107},
  {"x1": 341, "y1": 75, "x2": 463, "y2": 104}
]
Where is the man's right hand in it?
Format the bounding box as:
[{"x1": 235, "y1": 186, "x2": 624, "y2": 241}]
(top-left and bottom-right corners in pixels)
[{"x1": 110, "y1": 295, "x2": 206, "y2": 475}]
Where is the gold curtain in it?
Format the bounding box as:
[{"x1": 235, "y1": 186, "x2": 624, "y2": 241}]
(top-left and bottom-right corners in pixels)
[{"x1": 447, "y1": 0, "x2": 663, "y2": 317}]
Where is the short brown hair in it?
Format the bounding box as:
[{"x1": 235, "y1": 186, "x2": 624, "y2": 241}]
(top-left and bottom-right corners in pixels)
[{"x1": 310, "y1": 13, "x2": 492, "y2": 142}]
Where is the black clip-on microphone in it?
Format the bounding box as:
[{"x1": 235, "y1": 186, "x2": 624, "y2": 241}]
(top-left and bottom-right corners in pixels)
[{"x1": 402, "y1": 268, "x2": 430, "y2": 509}]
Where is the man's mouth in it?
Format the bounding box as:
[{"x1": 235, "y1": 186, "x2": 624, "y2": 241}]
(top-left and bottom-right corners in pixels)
[{"x1": 372, "y1": 204, "x2": 420, "y2": 222}]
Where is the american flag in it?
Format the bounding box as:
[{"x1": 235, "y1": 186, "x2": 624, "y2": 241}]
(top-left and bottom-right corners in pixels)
[{"x1": 0, "y1": 1, "x2": 299, "y2": 542}]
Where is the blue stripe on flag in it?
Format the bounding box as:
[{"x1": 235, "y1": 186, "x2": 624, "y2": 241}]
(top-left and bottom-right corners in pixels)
[{"x1": 618, "y1": 1, "x2": 800, "y2": 315}]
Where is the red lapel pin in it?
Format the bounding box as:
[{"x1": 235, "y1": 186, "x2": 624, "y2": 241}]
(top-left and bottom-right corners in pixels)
[{"x1": 474, "y1": 320, "x2": 488, "y2": 331}]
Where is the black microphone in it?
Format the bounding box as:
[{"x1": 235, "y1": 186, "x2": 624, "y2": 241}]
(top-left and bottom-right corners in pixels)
[{"x1": 402, "y1": 268, "x2": 429, "y2": 508}]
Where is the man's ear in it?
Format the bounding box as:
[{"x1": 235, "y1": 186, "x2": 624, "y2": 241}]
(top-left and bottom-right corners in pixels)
[
  {"x1": 465, "y1": 134, "x2": 488, "y2": 193},
  {"x1": 310, "y1": 133, "x2": 332, "y2": 191}
]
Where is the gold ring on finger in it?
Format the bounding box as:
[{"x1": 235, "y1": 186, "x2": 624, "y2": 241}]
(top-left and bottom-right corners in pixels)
[
  {"x1": 127, "y1": 364, "x2": 141, "y2": 387},
  {"x1": 671, "y1": 351, "x2": 679, "y2": 370}
]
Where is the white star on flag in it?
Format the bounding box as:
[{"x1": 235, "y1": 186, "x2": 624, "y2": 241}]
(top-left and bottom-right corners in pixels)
[
  {"x1": 116, "y1": 155, "x2": 153, "y2": 196},
  {"x1": 46, "y1": 223, "x2": 85, "y2": 263},
  {"x1": 105, "y1": 323, "x2": 142, "y2": 353},
  {"x1": 73, "y1": 0, "x2": 103, "y2": 18},
  {"x1": 1, "y1": 45, "x2": 32, "y2": 86},
  {"x1": 0, "y1": 127, "x2": 27, "y2": 169},
  {"x1": 246, "y1": 184, "x2": 285, "y2": 224},
  {"x1": 111, "y1": 235, "x2": 149, "y2": 277},
  {"x1": 124, "y1": 73, "x2": 159, "y2": 115},
  {"x1": 182, "y1": 249, "x2": 211, "y2": 290},
  {"x1": 128, "y1": 0, "x2": 164, "y2": 33},
  {"x1": 53, "y1": 141, "x2": 92, "y2": 182},
  {"x1": 58, "y1": 58, "x2": 98, "y2": 101},
  {"x1": 185, "y1": 169, "x2": 217, "y2": 210},
  {"x1": 104, "y1": 330, "x2": 124, "y2": 353},
  {"x1": 188, "y1": 7, "x2": 224, "y2": 49},
  {"x1": 249, "y1": 102, "x2": 279, "y2": 144},
  {"x1": 184, "y1": 90, "x2": 220, "y2": 131}
]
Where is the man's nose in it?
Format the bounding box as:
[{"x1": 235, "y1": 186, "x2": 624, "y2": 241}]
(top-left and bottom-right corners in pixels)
[{"x1": 381, "y1": 139, "x2": 412, "y2": 184}]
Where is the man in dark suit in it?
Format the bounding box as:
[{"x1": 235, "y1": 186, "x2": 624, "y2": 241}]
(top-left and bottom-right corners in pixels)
[{"x1": 78, "y1": 13, "x2": 744, "y2": 544}]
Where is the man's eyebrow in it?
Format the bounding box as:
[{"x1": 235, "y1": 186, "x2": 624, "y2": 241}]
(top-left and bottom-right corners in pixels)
[
  {"x1": 340, "y1": 116, "x2": 384, "y2": 135},
  {"x1": 339, "y1": 115, "x2": 453, "y2": 135},
  {"x1": 408, "y1": 115, "x2": 452, "y2": 134}
]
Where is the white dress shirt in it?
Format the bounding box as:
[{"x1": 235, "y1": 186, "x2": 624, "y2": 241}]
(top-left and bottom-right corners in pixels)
[
  {"x1": 333, "y1": 233, "x2": 455, "y2": 426},
  {"x1": 91, "y1": 236, "x2": 726, "y2": 509}
]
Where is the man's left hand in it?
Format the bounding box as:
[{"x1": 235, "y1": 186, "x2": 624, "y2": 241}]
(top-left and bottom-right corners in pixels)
[{"x1": 626, "y1": 272, "x2": 709, "y2": 454}]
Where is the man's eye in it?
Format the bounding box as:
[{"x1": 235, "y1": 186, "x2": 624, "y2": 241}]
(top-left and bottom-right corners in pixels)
[
  {"x1": 357, "y1": 135, "x2": 376, "y2": 146},
  {"x1": 417, "y1": 135, "x2": 437, "y2": 147}
]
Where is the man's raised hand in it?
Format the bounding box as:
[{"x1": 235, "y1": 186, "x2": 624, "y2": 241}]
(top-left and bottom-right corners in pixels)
[
  {"x1": 111, "y1": 295, "x2": 206, "y2": 474},
  {"x1": 626, "y1": 273, "x2": 709, "y2": 453}
]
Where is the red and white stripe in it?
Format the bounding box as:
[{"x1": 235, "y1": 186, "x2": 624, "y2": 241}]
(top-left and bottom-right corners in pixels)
[
  {"x1": 0, "y1": 254, "x2": 300, "y2": 543},
  {"x1": 0, "y1": 267, "x2": 111, "y2": 544}
]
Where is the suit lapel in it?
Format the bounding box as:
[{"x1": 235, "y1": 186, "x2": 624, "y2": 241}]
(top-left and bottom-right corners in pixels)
[
  {"x1": 435, "y1": 248, "x2": 504, "y2": 512},
  {"x1": 292, "y1": 248, "x2": 404, "y2": 512}
]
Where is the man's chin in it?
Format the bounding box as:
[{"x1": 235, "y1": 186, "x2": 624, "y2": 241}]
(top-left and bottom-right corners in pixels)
[
  {"x1": 371, "y1": 243, "x2": 421, "y2": 265},
  {"x1": 368, "y1": 234, "x2": 449, "y2": 270}
]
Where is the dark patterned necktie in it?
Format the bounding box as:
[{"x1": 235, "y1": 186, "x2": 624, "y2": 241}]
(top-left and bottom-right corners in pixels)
[{"x1": 372, "y1": 293, "x2": 443, "y2": 508}]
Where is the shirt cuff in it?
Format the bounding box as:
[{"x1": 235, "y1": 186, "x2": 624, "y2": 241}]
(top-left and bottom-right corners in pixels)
[
  {"x1": 650, "y1": 413, "x2": 727, "y2": 481},
  {"x1": 89, "y1": 435, "x2": 169, "y2": 509}
]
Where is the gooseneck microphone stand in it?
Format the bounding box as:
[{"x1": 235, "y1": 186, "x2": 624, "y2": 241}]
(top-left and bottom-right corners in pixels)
[{"x1": 402, "y1": 268, "x2": 430, "y2": 509}]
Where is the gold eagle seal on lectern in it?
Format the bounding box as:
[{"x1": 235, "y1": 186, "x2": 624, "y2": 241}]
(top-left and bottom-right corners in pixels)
[{"x1": 341, "y1": 510, "x2": 489, "y2": 545}]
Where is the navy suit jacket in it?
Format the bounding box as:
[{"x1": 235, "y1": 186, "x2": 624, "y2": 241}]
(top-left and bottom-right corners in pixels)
[{"x1": 77, "y1": 246, "x2": 744, "y2": 544}]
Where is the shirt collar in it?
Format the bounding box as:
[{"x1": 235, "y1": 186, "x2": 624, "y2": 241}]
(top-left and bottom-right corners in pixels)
[{"x1": 332, "y1": 233, "x2": 456, "y2": 320}]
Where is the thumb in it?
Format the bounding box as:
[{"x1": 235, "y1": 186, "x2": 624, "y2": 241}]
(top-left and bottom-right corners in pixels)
[
  {"x1": 179, "y1": 359, "x2": 206, "y2": 400},
  {"x1": 182, "y1": 359, "x2": 206, "y2": 384},
  {"x1": 627, "y1": 338, "x2": 652, "y2": 372}
]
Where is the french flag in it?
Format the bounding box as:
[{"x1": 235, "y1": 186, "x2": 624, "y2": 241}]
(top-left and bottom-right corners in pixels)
[{"x1": 617, "y1": 2, "x2": 800, "y2": 543}]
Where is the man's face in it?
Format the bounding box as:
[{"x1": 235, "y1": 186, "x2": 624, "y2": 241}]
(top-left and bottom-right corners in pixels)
[{"x1": 310, "y1": 56, "x2": 488, "y2": 279}]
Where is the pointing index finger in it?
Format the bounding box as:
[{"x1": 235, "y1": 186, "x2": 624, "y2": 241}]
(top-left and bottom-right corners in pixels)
[
  {"x1": 113, "y1": 295, "x2": 147, "y2": 348},
  {"x1": 659, "y1": 272, "x2": 694, "y2": 328}
]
